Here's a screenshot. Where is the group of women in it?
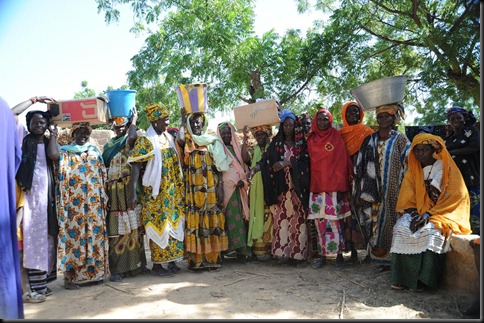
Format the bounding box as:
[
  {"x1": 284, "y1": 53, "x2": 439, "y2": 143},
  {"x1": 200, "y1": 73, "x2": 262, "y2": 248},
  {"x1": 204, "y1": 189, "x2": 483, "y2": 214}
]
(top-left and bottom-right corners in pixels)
[{"x1": 10, "y1": 95, "x2": 479, "y2": 308}]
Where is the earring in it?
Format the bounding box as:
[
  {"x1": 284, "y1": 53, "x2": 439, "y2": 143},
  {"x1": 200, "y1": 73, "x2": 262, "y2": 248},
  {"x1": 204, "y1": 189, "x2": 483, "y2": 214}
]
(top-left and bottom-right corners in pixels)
[{"x1": 154, "y1": 122, "x2": 158, "y2": 127}]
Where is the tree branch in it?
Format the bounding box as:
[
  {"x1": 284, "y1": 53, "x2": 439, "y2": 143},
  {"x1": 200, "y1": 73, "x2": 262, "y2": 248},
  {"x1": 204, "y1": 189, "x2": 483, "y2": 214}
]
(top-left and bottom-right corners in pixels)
[{"x1": 359, "y1": 25, "x2": 423, "y2": 47}]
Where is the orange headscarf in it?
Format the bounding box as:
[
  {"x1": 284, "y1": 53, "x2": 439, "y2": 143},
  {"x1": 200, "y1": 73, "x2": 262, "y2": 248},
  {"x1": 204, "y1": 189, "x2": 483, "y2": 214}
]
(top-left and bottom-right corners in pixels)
[
  {"x1": 396, "y1": 133, "x2": 471, "y2": 238},
  {"x1": 338, "y1": 101, "x2": 374, "y2": 156}
]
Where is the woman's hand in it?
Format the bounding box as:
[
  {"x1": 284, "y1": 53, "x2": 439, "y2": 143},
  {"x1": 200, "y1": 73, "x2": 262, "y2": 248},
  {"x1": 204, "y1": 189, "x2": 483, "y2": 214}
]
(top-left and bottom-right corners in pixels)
[
  {"x1": 242, "y1": 126, "x2": 250, "y2": 141},
  {"x1": 410, "y1": 213, "x2": 430, "y2": 233},
  {"x1": 130, "y1": 107, "x2": 138, "y2": 125},
  {"x1": 236, "y1": 180, "x2": 245, "y2": 189},
  {"x1": 272, "y1": 161, "x2": 289, "y2": 172},
  {"x1": 34, "y1": 96, "x2": 56, "y2": 104},
  {"x1": 48, "y1": 122, "x2": 58, "y2": 138}
]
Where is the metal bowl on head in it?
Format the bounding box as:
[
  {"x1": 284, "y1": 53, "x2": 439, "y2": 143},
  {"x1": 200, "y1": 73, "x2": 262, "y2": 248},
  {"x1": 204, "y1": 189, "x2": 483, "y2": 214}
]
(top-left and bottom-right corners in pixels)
[{"x1": 350, "y1": 75, "x2": 409, "y2": 111}]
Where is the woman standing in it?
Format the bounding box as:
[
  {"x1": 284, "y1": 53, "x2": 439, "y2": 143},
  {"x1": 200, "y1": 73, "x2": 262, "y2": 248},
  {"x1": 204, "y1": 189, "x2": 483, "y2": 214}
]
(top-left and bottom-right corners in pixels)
[
  {"x1": 390, "y1": 133, "x2": 471, "y2": 292},
  {"x1": 249, "y1": 110, "x2": 310, "y2": 267},
  {"x1": 103, "y1": 110, "x2": 148, "y2": 282},
  {"x1": 177, "y1": 109, "x2": 232, "y2": 271},
  {"x1": 57, "y1": 122, "x2": 109, "y2": 290},
  {"x1": 128, "y1": 104, "x2": 185, "y2": 277},
  {"x1": 242, "y1": 125, "x2": 273, "y2": 260},
  {"x1": 217, "y1": 122, "x2": 251, "y2": 261},
  {"x1": 444, "y1": 106, "x2": 480, "y2": 235},
  {"x1": 338, "y1": 101, "x2": 375, "y2": 262},
  {"x1": 352, "y1": 104, "x2": 410, "y2": 268},
  {"x1": 307, "y1": 109, "x2": 353, "y2": 268},
  {"x1": 16, "y1": 110, "x2": 59, "y2": 299}
]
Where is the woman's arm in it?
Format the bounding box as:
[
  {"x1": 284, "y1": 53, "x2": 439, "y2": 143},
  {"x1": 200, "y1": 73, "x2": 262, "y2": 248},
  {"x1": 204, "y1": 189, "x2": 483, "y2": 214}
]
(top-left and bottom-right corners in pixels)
[
  {"x1": 176, "y1": 107, "x2": 187, "y2": 147},
  {"x1": 127, "y1": 162, "x2": 141, "y2": 210},
  {"x1": 46, "y1": 123, "x2": 59, "y2": 161},
  {"x1": 241, "y1": 126, "x2": 251, "y2": 164},
  {"x1": 126, "y1": 108, "x2": 138, "y2": 150},
  {"x1": 11, "y1": 96, "x2": 55, "y2": 115}
]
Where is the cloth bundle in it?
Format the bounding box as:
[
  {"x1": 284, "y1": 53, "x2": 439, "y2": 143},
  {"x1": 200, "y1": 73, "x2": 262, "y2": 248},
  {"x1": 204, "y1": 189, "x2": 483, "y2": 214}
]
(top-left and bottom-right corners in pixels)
[{"x1": 117, "y1": 205, "x2": 141, "y2": 235}]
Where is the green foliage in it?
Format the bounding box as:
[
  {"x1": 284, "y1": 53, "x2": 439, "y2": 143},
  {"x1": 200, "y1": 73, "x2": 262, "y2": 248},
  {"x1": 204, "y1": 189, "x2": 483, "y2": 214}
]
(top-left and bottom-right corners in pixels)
[
  {"x1": 73, "y1": 81, "x2": 96, "y2": 99},
  {"x1": 94, "y1": 0, "x2": 480, "y2": 128}
]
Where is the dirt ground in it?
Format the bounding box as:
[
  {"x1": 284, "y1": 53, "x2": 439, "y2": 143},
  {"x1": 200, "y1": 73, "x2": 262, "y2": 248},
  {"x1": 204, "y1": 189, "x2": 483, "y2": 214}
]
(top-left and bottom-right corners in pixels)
[{"x1": 23, "y1": 250, "x2": 478, "y2": 320}]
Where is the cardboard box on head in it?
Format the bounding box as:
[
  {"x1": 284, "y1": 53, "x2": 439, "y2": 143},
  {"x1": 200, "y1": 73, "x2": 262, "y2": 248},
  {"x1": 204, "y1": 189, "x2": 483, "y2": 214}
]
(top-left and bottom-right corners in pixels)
[
  {"x1": 234, "y1": 99, "x2": 280, "y2": 130},
  {"x1": 47, "y1": 97, "x2": 110, "y2": 127}
]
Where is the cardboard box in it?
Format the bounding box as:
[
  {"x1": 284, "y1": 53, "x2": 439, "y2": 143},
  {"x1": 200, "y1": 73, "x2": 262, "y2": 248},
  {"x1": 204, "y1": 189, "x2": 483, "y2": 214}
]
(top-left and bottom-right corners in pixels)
[
  {"x1": 233, "y1": 99, "x2": 280, "y2": 130},
  {"x1": 47, "y1": 97, "x2": 110, "y2": 127}
]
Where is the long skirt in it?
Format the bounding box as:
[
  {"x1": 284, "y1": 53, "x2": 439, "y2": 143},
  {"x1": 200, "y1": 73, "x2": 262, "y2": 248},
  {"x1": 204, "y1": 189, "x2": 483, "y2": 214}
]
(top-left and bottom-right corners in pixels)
[{"x1": 270, "y1": 188, "x2": 308, "y2": 261}]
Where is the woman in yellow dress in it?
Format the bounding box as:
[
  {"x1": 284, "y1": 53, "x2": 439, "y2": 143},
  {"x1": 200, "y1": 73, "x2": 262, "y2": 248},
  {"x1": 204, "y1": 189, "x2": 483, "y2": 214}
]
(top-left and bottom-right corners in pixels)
[{"x1": 128, "y1": 104, "x2": 185, "y2": 277}]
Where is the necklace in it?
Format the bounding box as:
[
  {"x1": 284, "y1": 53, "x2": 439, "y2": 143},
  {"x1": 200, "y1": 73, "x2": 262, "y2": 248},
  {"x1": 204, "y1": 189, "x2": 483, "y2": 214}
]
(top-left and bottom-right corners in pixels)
[{"x1": 425, "y1": 163, "x2": 434, "y2": 181}]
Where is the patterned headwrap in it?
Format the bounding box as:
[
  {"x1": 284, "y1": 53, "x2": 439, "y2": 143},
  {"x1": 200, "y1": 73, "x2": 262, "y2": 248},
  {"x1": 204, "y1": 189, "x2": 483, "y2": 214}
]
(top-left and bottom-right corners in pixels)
[
  {"x1": 446, "y1": 106, "x2": 477, "y2": 128},
  {"x1": 279, "y1": 109, "x2": 296, "y2": 123},
  {"x1": 71, "y1": 122, "x2": 92, "y2": 137},
  {"x1": 250, "y1": 125, "x2": 273, "y2": 138},
  {"x1": 375, "y1": 103, "x2": 405, "y2": 124},
  {"x1": 144, "y1": 103, "x2": 170, "y2": 122},
  {"x1": 112, "y1": 116, "x2": 128, "y2": 127}
]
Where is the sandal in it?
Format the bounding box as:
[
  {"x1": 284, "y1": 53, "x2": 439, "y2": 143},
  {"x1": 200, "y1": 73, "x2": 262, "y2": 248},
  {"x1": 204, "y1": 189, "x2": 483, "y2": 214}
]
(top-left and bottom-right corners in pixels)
[
  {"x1": 23, "y1": 291, "x2": 46, "y2": 303},
  {"x1": 40, "y1": 287, "x2": 53, "y2": 297},
  {"x1": 311, "y1": 257, "x2": 326, "y2": 269},
  {"x1": 64, "y1": 280, "x2": 80, "y2": 290},
  {"x1": 391, "y1": 284, "x2": 406, "y2": 290},
  {"x1": 150, "y1": 267, "x2": 174, "y2": 277},
  {"x1": 168, "y1": 262, "x2": 181, "y2": 274},
  {"x1": 109, "y1": 274, "x2": 123, "y2": 282}
]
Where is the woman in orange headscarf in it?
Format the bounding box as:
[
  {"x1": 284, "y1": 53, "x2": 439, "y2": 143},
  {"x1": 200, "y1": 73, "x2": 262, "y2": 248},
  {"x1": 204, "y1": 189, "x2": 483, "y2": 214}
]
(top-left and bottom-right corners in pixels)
[
  {"x1": 390, "y1": 133, "x2": 471, "y2": 292},
  {"x1": 338, "y1": 101, "x2": 374, "y2": 262},
  {"x1": 339, "y1": 101, "x2": 375, "y2": 158}
]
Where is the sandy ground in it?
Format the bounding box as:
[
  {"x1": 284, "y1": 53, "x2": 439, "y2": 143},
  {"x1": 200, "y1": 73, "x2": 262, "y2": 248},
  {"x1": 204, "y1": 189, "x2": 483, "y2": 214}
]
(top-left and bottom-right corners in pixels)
[{"x1": 23, "y1": 250, "x2": 478, "y2": 320}]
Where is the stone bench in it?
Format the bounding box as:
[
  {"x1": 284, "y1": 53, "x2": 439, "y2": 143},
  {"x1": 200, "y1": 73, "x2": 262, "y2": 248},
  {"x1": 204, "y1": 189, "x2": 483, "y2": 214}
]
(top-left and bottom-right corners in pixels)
[{"x1": 442, "y1": 234, "x2": 480, "y2": 295}]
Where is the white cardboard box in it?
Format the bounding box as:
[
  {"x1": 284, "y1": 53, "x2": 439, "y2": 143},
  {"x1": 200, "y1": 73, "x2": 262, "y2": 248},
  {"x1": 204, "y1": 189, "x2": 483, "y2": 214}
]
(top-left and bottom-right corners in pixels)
[{"x1": 233, "y1": 99, "x2": 280, "y2": 130}]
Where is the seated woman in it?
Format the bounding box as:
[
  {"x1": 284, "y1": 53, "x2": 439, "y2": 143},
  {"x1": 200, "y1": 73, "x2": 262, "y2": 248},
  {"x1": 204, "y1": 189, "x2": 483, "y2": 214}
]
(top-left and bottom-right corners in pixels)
[{"x1": 390, "y1": 133, "x2": 472, "y2": 292}]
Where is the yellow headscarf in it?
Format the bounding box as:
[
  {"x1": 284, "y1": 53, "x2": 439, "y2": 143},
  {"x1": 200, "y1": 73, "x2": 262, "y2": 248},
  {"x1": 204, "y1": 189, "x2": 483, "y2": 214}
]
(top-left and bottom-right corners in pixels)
[
  {"x1": 396, "y1": 133, "x2": 471, "y2": 237},
  {"x1": 144, "y1": 103, "x2": 170, "y2": 122}
]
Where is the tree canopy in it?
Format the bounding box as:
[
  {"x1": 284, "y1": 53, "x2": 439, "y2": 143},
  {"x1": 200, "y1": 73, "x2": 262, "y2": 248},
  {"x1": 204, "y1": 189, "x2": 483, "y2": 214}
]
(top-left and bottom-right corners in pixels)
[{"x1": 94, "y1": 0, "x2": 480, "y2": 127}]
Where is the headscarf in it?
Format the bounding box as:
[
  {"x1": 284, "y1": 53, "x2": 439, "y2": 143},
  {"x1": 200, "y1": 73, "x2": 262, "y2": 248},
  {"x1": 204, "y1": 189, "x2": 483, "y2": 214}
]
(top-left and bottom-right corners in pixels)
[
  {"x1": 185, "y1": 113, "x2": 232, "y2": 172},
  {"x1": 112, "y1": 116, "x2": 128, "y2": 127},
  {"x1": 375, "y1": 103, "x2": 405, "y2": 124},
  {"x1": 250, "y1": 125, "x2": 272, "y2": 139},
  {"x1": 70, "y1": 122, "x2": 92, "y2": 138},
  {"x1": 25, "y1": 110, "x2": 51, "y2": 132},
  {"x1": 396, "y1": 133, "x2": 471, "y2": 238},
  {"x1": 446, "y1": 106, "x2": 477, "y2": 129},
  {"x1": 339, "y1": 101, "x2": 375, "y2": 156},
  {"x1": 308, "y1": 109, "x2": 353, "y2": 192},
  {"x1": 145, "y1": 103, "x2": 169, "y2": 122},
  {"x1": 216, "y1": 122, "x2": 250, "y2": 220},
  {"x1": 279, "y1": 109, "x2": 296, "y2": 123}
]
